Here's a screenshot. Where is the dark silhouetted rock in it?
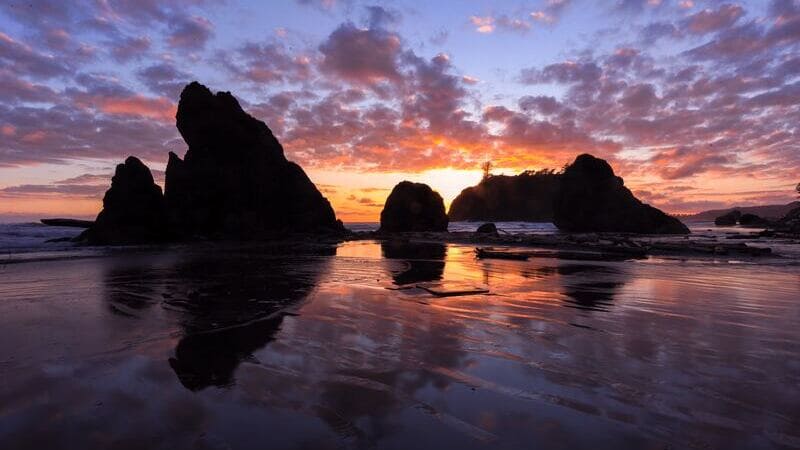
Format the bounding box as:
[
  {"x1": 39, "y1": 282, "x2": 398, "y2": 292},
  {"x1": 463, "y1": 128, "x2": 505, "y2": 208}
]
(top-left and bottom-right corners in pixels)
[
  {"x1": 476, "y1": 223, "x2": 498, "y2": 234},
  {"x1": 379, "y1": 181, "x2": 448, "y2": 232},
  {"x1": 714, "y1": 210, "x2": 741, "y2": 226},
  {"x1": 553, "y1": 154, "x2": 689, "y2": 234},
  {"x1": 449, "y1": 171, "x2": 561, "y2": 221},
  {"x1": 774, "y1": 207, "x2": 800, "y2": 233},
  {"x1": 739, "y1": 213, "x2": 770, "y2": 227},
  {"x1": 685, "y1": 202, "x2": 800, "y2": 222},
  {"x1": 165, "y1": 81, "x2": 342, "y2": 237},
  {"x1": 80, "y1": 156, "x2": 168, "y2": 244},
  {"x1": 41, "y1": 218, "x2": 94, "y2": 228}
]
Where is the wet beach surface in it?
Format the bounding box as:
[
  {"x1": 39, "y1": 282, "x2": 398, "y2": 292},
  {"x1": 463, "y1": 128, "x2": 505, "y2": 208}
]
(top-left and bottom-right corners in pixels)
[{"x1": 0, "y1": 240, "x2": 799, "y2": 449}]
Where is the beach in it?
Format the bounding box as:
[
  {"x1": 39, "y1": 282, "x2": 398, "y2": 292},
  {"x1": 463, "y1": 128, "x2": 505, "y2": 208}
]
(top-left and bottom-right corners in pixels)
[{"x1": 1, "y1": 228, "x2": 799, "y2": 449}]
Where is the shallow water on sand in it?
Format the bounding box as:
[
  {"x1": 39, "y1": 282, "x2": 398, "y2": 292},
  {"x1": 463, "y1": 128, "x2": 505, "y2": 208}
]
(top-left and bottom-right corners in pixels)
[{"x1": 0, "y1": 241, "x2": 798, "y2": 449}]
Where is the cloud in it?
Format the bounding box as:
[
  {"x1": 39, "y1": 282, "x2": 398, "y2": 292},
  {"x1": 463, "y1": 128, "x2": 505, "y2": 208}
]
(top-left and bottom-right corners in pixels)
[
  {"x1": 469, "y1": 16, "x2": 495, "y2": 34},
  {"x1": 167, "y1": 16, "x2": 214, "y2": 49},
  {"x1": 137, "y1": 62, "x2": 190, "y2": 98},
  {"x1": 228, "y1": 42, "x2": 313, "y2": 85},
  {"x1": 469, "y1": 15, "x2": 532, "y2": 34},
  {"x1": 640, "y1": 21, "x2": 682, "y2": 43},
  {"x1": 319, "y1": 23, "x2": 403, "y2": 85},
  {"x1": 363, "y1": 5, "x2": 401, "y2": 29},
  {"x1": 0, "y1": 1, "x2": 798, "y2": 216},
  {"x1": 531, "y1": 0, "x2": 571, "y2": 24},
  {"x1": 110, "y1": 36, "x2": 151, "y2": 62},
  {"x1": 429, "y1": 28, "x2": 449, "y2": 46},
  {"x1": 682, "y1": 4, "x2": 744, "y2": 34},
  {"x1": 0, "y1": 69, "x2": 57, "y2": 103},
  {"x1": 0, "y1": 183, "x2": 107, "y2": 198},
  {"x1": 295, "y1": 0, "x2": 338, "y2": 10},
  {"x1": 0, "y1": 101, "x2": 180, "y2": 167},
  {"x1": 520, "y1": 60, "x2": 602, "y2": 84},
  {"x1": 0, "y1": 32, "x2": 69, "y2": 78}
]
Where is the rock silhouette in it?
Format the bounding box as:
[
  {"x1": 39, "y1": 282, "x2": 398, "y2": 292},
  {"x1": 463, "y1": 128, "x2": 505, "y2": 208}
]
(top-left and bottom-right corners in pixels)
[
  {"x1": 80, "y1": 156, "x2": 168, "y2": 244},
  {"x1": 774, "y1": 207, "x2": 800, "y2": 233},
  {"x1": 449, "y1": 171, "x2": 561, "y2": 221},
  {"x1": 165, "y1": 82, "x2": 342, "y2": 237},
  {"x1": 714, "y1": 210, "x2": 741, "y2": 226},
  {"x1": 739, "y1": 213, "x2": 770, "y2": 227},
  {"x1": 476, "y1": 223, "x2": 498, "y2": 234},
  {"x1": 379, "y1": 181, "x2": 448, "y2": 232},
  {"x1": 554, "y1": 154, "x2": 690, "y2": 234},
  {"x1": 686, "y1": 201, "x2": 800, "y2": 222},
  {"x1": 41, "y1": 218, "x2": 94, "y2": 228}
]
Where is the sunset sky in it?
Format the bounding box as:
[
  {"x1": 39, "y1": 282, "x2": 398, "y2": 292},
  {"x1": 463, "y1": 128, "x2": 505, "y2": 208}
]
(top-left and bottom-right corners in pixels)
[{"x1": 1, "y1": 0, "x2": 799, "y2": 222}]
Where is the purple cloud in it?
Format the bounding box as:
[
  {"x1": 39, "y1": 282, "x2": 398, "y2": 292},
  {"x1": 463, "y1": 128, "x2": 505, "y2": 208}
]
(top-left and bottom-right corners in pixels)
[{"x1": 167, "y1": 16, "x2": 214, "y2": 49}]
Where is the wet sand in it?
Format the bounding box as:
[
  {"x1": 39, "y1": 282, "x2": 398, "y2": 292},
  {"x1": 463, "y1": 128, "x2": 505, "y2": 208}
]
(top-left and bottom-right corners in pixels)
[{"x1": 1, "y1": 240, "x2": 799, "y2": 449}]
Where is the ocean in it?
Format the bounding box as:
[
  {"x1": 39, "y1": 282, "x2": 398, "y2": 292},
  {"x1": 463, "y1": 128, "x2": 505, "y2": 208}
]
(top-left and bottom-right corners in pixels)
[
  {"x1": 1, "y1": 220, "x2": 786, "y2": 260},
  {"x1": 0, "y1": 221, "x2": 557, "y2": 257},
  {"x1": 0, "y1": 236, "x2": 798, "y2": 449}
]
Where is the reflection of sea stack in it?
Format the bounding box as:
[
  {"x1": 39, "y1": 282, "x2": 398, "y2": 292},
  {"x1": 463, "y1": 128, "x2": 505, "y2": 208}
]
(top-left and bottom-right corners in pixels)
[
  {"x1": 80, "y1": 156, "x2": 168, "y2": 244},
  {"x1": 166, "y1": 82, "x2": 343, "y2": 237},
  {"x1": 379, "y1": 181, "x2": 448, "y2": 232},
  {"x1": 554, "y1": 154, "x2": 690, "y2": 234},
  {"x1": 162, "y1": 244, "x2": 335, "y2": 391},
  {"x1": 381, "y1": 241, "x2": 446, "y2": 285}
]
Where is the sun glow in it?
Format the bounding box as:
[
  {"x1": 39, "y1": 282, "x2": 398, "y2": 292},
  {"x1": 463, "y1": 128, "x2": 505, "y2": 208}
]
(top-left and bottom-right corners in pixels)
[{"x1": 307, "y1": 167, "x2": 484, "y2": 222}]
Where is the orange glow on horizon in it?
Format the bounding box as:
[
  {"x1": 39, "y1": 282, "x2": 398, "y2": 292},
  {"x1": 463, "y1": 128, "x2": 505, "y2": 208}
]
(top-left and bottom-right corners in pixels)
[{"x1": 1, "y1": 164, "x2": 796, "y2": 223}]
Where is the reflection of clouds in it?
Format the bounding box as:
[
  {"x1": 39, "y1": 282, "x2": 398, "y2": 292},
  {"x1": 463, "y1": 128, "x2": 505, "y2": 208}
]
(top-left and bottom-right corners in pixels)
[{"x1": 5, "y1": 241, "x2": 800, "y2": 448}]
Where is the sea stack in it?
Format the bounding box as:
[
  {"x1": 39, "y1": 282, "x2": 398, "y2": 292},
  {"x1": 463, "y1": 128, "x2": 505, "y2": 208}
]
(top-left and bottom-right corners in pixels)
[
  {"x1": 448, "y1": 171, "x2": 561, "y2": 221},
  {"x1": 379, "y1": 181, "x2": 448, "y2": 232},
  {"x1": 80, "y1": 156, "x2": 168, "y2": 244},
  {"x1": 774, "y1": 207, "x2": 800, "y2": 234},
  {"x1": 714, "y1": 210, "x2": 741, "y2": 226},
  {"x1": 553, "y1": 154, "x2": 689, "y2": 234},
  {"x1": 165, "y1": 82, "x2": 342, "y2": 237}
]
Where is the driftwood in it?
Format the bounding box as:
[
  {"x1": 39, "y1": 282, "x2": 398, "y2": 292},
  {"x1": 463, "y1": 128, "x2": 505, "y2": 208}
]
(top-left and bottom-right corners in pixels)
[{"x1": 41, "y1": 218, "x2": 94, "y2": 228}]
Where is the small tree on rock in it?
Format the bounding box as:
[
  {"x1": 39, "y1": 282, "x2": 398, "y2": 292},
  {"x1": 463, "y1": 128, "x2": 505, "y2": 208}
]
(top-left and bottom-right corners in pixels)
[{"x1": 481, "y1": 161, "x2": 492, "y2": 181}]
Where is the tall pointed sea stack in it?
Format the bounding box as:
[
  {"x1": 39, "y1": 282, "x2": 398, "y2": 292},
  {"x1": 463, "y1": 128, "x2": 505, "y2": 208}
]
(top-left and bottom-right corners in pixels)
[
  {"x1": 165, "y1": 82, "x2": 342, "y2": 237},
  {"x1": 554, "y1": 154, "x2": 689, "y2": 234}
]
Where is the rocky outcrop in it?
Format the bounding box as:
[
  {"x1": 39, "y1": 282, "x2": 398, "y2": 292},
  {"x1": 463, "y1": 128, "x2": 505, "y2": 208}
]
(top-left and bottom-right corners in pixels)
[
  {"x1": 80, "y1": 156, "x2": 168, "y2": 244},
  {"x1": 379, "y1": 181, "x2": 448, "y2": 232},
  {"x1": 165, "y1": 82, "x2": 342, "y2": 237},
  {"x1": 739, "y1": 213, "x2": 771, "y2": 227},
  {"x1": 41, "y1": 218, "x2": 94, "y2": 228},
  {"x1": 714, "y1": 210, "x2": 741, "y2": 226},
  {"x1": 774, "y1": 207, "x2": 800, "y2": 233},
  {"x1": 553, "y1": 154, "x2": 690, "y2": 234},
  {"x1": 449, "y1": 171, "x2": 560, "y2": 221},
  {"x1": 476, "y1": 223, "x2": 498, "y2": 234},
  {"x1": 685, "y1": 201, "x2": 800, "y2": 222}
]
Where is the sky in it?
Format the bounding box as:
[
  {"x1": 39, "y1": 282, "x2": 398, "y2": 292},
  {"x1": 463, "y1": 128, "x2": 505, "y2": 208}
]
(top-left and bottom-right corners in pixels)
[{"x1": 0, "y1": 0, "x2": 799, "y2": 222}]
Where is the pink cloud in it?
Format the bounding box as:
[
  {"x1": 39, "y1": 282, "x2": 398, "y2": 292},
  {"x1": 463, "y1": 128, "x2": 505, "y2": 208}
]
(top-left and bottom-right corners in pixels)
[
  {"x1": 167, "y1": 16, "x2": 214, "y2": 49},
  {"x1": 319, "y1": 23, "x2": 403, "y2": 85},
  {"x1": 683, "y1": 4, "x2": 744, "y2": 34}
]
